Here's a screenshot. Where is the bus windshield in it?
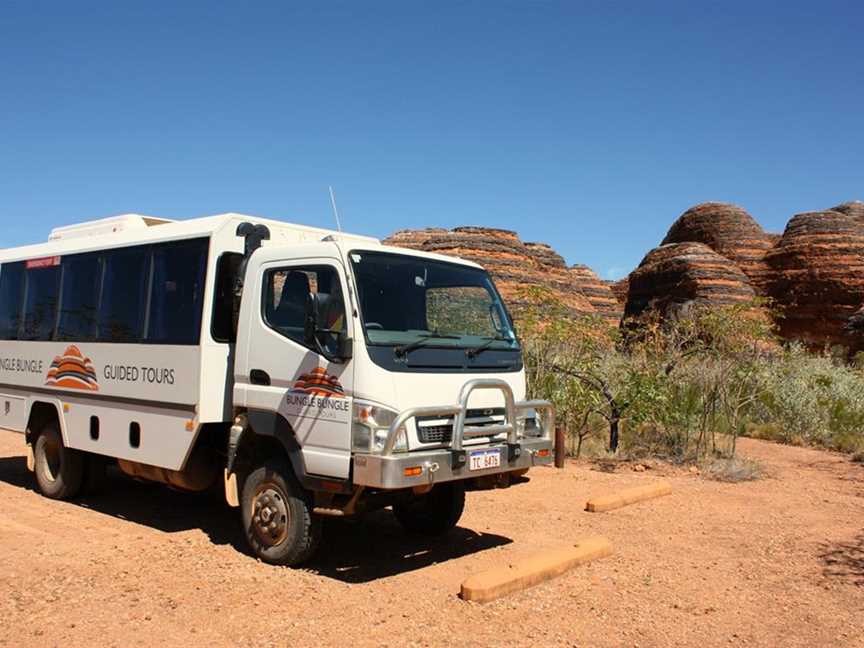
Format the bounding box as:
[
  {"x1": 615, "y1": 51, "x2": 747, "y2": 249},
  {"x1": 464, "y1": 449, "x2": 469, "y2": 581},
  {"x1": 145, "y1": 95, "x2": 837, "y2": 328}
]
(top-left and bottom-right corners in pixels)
[{"x1": 349, "y1": 250, "x2": 518, "y2": 353}]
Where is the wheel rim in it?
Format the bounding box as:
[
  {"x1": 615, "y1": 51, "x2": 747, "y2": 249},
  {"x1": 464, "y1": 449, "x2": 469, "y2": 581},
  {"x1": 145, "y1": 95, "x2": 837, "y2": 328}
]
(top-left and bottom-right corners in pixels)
[
  {"x1": 40, "y1": 436, "x2": 61, "y2": 483},
  {"x1": 251, "y1": 484, "x2": 290, "y2": 546}
]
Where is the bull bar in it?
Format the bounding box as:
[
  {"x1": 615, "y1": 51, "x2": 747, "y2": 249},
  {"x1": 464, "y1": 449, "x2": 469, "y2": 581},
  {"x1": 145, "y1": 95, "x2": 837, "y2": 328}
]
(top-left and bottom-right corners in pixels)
[{"x1": 351, "y1": 379, "x2": 555, "y2": 489}]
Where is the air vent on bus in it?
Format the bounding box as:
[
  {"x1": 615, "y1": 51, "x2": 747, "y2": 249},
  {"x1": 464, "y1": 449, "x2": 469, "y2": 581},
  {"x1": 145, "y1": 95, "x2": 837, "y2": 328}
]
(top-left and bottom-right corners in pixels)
[{"x1": 48, "y1": 214, "x2": 175, "y2": 241}]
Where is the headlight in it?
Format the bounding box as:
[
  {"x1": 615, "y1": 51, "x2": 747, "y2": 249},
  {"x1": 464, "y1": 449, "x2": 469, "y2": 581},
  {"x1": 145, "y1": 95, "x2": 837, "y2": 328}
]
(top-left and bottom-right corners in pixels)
[
  {"x1": 352, "y1": 402, "x2": 407, "y2": 453},
  {"x1": 516, "y1": 408, "x2": 541, "y2": 438}
]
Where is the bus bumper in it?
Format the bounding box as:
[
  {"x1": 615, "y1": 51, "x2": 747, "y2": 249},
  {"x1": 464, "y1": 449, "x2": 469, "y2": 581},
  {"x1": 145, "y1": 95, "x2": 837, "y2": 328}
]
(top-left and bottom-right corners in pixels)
[
  {"x1": 351, "y1": 378, "x2": 555, "y2": 490},
  {"x1": 352, "y1": 437, "x2": 553, "y2": 489}
]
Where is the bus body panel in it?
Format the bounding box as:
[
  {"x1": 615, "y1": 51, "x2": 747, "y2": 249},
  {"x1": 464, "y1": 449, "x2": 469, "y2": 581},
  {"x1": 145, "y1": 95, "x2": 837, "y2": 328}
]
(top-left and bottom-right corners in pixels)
[
  {"x1": 53, "y1": 395, "x2": 196, "y2": 470},
  {"x1": 0, "y1": 341, "x2": 201, "y2": 405},
  {"x1": 0, "y1": 392, "x2": 27, "y2": 432}
]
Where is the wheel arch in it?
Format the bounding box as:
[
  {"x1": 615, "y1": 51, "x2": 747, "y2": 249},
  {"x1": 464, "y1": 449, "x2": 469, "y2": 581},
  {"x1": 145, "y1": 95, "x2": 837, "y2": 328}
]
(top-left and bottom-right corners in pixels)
[
  {"x1": 25, "y1": 398, "x2": 68, "y2": 447},
  {"x1": 244, "y1": 410, "x2": 308, "y2": 483}
]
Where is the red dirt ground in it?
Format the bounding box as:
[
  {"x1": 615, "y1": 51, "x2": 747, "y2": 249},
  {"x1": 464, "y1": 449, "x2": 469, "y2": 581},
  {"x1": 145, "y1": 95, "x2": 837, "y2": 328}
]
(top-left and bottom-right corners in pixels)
[{"x1": 1, "y1": 429, "x2": 862, "y2": 648}]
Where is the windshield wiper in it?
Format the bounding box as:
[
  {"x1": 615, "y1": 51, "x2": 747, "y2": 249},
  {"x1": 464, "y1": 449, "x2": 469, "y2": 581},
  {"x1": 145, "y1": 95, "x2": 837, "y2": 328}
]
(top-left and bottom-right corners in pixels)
[
  {"x1": 394, "y1": 332, "x2": 461, "y2": 357},
  {"x1": 466, "y1": 335, "x2": 515, "y2": 359}
]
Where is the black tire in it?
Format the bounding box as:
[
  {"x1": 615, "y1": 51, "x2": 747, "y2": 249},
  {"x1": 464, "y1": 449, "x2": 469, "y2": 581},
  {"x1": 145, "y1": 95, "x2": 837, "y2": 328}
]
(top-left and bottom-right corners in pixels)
[
  {"x1": 240, "y1": 460, "x2": 321, "y2": 566},
  {"x1": 33, "y1": 421, "x2": 84, "y2": 500},
  {"x1": 393, "y1": 482, "x2": 466, "y2": 536}
]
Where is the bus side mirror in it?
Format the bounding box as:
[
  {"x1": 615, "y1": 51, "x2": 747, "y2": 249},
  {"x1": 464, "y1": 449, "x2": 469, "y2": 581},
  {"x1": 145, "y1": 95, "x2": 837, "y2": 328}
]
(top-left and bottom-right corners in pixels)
[
  {"x1": 304, "y1": 293, "x2": 319, "y2": 346},
  {"x1": 337, "y1": 335, "x2": 353, "y2": 360},
  {"x1": 304, "y1": 293, "x2": 352, "y2": 363}
]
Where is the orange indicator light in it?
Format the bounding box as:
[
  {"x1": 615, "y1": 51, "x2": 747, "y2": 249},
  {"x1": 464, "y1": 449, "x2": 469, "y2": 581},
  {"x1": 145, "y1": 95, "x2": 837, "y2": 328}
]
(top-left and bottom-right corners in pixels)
[
  {"x1": 403, "y1": 466, "x2": 423, "y2": 477},
  {"x1": 537, "y1": 449, "x2": 550, "y2": 458}
]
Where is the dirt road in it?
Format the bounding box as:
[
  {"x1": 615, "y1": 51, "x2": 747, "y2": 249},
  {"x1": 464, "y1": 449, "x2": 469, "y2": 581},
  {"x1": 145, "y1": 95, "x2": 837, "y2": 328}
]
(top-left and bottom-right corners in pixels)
[{"x1": 1, "y1": 429, "x2": 862, "y2": 648}]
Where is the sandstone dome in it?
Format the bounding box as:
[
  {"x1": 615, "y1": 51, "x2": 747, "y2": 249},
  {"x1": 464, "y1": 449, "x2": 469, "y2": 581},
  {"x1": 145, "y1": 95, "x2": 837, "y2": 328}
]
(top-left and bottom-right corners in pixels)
[
  {"x1": 661, "y1": 202, "x2": 773, "y2": 289},
  {"x1": 624, "y1": 242, "x2": 756, "y2": 320},
  {"x1": 765, "y1": 210, "x2": 864, "y2": 349}
]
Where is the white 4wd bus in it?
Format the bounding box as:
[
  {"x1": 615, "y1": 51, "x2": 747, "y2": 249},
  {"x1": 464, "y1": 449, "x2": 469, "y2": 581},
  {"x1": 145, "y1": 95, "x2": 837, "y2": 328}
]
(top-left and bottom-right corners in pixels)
[{"x1": 0, "y1": 213, "x2": 554, "y2": 565}]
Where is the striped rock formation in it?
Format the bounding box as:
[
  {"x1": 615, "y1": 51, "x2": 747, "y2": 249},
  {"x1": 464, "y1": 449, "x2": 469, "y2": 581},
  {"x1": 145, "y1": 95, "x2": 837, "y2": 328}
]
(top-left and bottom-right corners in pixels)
[
  {"x1": 384, "y1": 227, "x2": 622, "y2": 324},
  {"x1": 523, "y1": 241, "x2": 566, "y2": 267},
  {"x1": 831, "y1": 201, "x2": 864, "y2": 224},
  {"x1": 610, "y1": 278, "x2": 629, "y2": 305},
  {"x1": 765, "y1": 210, "x2": 864, "y2": 351},
  {"x1": 623, "y1": 242, "x2": 756, "y2": 320},
  {"x1": 387, "y1": 199, "x2": 864, "y2": 354},
  {"x1": 661, "y1": 202, "x2": 773, "y2": 289},
  {"x1": 568, "y1": 264, "x2": 623, "y2": 322}
]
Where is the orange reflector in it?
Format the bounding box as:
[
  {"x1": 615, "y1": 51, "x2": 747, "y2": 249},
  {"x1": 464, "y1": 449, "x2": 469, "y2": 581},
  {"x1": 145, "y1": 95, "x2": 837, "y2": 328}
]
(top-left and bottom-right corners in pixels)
[
  {"x1": 404, "y1": 466, "x2": 423, "y2": 477},
  {"x1": 185, "y1": 420, "x2": 195, "y2": 431},
  {"x1": 537, "y1": 449, "x2": 550, "y2": 458},
  {"x1": 62, "y1": 403, "x2": 70, "y2": 413}
]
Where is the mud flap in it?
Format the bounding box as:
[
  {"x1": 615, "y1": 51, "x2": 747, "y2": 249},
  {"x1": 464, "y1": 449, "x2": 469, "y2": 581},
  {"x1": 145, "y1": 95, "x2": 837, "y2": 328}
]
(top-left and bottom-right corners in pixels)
[{"x1": 224, "y1": 469, "x2": 239, "y2": 508}]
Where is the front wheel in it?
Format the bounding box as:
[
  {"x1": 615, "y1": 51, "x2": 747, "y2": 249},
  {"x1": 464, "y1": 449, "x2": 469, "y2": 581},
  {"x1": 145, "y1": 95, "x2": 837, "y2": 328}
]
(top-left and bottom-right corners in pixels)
[
  {"x1": 240, "y1": 460, "x2": 321, "y2": 566},
  {"x1": 393, "y1": 482, "x2": 465, "y2": 535}
]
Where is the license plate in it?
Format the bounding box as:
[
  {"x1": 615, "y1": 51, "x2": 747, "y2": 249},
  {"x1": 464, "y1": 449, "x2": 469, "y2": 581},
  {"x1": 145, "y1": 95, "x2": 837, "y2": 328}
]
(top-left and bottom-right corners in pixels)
[{"x1": 469, "y1": 448, "x2": 501, "y2": 471}]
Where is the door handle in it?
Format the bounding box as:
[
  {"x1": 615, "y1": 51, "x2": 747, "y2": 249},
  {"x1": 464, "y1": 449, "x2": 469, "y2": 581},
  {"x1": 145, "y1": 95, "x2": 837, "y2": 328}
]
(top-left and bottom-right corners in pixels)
[{"x1": 250, "y1": 369, "x2": 271, "y2": 386}]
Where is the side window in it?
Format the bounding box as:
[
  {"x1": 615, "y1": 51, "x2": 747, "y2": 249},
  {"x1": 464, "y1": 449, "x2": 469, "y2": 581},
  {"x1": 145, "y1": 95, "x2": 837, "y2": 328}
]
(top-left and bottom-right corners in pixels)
[
  {"x1": 57, "y1": 254, "x2": 101, "y2": 341},
  {"x1": 211, "y1": 252, "x2": 243, "y2": 343},
  {"x1": 147, "y1": 239, "x2": 208, "y2": 344},
  {"x1": 0, "y1": 262, "x2": 25, "y2": 340},
  {"x1": 98, "y1": 246, "x2": 149, "y2": 342},
  {"x1": 21, "y1": 263, "x2": 61, "y2": 341},
  {"x1": 426, "y1": 285, "x2": 496, "y2": 337},
  {"x1": 263, "y1": 265, "x2": 346, "y2": 355}
]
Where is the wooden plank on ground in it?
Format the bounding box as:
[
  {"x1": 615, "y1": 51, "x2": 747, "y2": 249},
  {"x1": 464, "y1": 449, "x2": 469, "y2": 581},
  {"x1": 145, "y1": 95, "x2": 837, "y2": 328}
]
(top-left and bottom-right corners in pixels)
[
  {"x1": 585, "y1": 481, "x2": 672, "y2": 513},
  {"x1": 460, "y1": 536, "x2": 612, "y2": 603}
]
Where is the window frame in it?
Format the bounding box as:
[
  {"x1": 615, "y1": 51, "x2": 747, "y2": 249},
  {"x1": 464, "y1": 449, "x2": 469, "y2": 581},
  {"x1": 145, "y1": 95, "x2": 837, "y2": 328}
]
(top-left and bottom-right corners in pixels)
[
  {"x1": 96, "y1": 242, "x2": 152, "y2": 344},
  {"x1": 0, "y1": 236, "x2": 211, "y2": 346},
  {"x1": 0, "y1": 261, "x2": 26, "y2": 340},
  {"x1": 56, "y1": 252, "x2": 103, "y2": 343},
  {"x1": 347, "y1": 249, "x2": 519, "y2": 349},
  {"x1": 19, "y1": 263, "x2": 62, "y2": 341},
  {"x1": 260, "y1": 262, "x2": 348, "y2": 357},
  {"x1": 145, "y1": 237, "x2": 209, "y2": 345}
]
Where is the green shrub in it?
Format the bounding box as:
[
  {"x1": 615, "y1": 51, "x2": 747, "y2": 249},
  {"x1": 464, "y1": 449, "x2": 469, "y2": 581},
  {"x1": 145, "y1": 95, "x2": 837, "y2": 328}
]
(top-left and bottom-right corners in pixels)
[{"x1": 517, "y1": 292, "x2": 864, "y2": 461}]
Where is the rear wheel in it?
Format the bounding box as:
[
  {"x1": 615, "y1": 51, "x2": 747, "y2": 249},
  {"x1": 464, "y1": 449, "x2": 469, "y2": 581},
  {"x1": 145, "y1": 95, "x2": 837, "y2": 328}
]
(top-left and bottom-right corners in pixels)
[
  {"x1": 393, "y1": 482, "x2": 465, "y2": 535},
  {"x1": 240, "y1": 460, "x2": 321, "y2": 566},
  {"x1": 33, "y1": 422, "x2": 84, "y2": 500}
]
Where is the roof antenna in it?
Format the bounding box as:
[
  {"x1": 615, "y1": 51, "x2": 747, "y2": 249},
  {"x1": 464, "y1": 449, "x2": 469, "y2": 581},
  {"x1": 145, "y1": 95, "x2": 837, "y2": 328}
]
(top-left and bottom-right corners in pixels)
[{"x1": 328, "y1": 186, "x2": 343, "y2": 232}]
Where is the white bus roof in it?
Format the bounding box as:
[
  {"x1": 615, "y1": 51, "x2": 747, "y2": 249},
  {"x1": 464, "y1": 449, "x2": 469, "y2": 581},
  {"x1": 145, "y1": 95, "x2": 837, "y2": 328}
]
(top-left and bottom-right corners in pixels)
[
  {"x1": 0, "y1": 211, "x2": 484, "y2": 270},
  {"x1": 0, "y1": 212, "x2": 381, "y2": 262}
]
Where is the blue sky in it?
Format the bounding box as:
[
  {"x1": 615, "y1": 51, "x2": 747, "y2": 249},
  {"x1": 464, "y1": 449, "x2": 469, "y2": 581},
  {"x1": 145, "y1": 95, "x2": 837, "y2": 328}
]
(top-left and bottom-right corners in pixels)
[{"x1": 1, "y1": 1, "x2": 862, "y2": 279}]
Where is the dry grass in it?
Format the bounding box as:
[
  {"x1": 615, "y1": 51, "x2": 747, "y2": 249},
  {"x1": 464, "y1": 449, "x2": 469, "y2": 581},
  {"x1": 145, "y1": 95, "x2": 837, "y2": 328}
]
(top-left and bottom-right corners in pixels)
[{"x1": 701, "y1": 456, "x2": 765, "y2": 482}]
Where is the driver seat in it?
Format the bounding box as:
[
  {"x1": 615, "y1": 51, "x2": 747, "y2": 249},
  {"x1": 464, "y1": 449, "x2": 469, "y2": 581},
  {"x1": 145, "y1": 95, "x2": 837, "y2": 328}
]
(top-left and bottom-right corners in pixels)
[{"x1": 271, "y1": 272, "x2": 310, "y2": 330}]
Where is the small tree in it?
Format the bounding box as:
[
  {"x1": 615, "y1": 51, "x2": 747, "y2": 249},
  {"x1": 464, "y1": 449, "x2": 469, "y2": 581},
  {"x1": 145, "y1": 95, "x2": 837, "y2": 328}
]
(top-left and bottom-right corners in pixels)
[{"x1": 517, "y1": 286, "x2": 626, "y2": 454}]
